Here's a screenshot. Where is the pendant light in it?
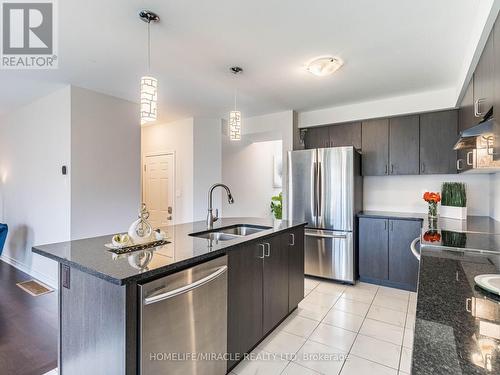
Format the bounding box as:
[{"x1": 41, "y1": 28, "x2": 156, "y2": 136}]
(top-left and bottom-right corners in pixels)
[
  {"x1": 139, "y1": 10, "x2": 160, "y2": 125},
  {"x1": 229, "y1": 66, "x2": 243, "y2": 141}
]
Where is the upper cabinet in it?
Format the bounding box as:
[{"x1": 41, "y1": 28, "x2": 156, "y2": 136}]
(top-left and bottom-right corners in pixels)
[
  {"x1": 362, "y1": 115, "x2": 420, "y2": 176},
  {"x1": 303, "y1": 126, "x2": 329, "y2": 149},
  {"x1": 458, "y1": 80, "x2": 475, "y2": 172},
  {"x1": 328, "y1": 122, "x2": 362, "y2": 149},
  {"x1": 304, "y1": 122, "x2": 362, "y2": 149},
  {"x1": 420, "y1": 110, "x2": 458, "y2": 174},
  {"x1": 362, "y1": 119, "x2": 390, "y2": 176},
  {"x1": 474, "y1": 31, "x2": 495, "y2": 118},
  {"x1": 389, "y1": 115, "x2": 420, "y2": 175}
]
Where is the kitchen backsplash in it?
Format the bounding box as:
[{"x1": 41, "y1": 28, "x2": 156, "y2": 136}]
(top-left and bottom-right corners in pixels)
[{"x1": 363, "y1": 174, "x2": 492, "y2": 217}]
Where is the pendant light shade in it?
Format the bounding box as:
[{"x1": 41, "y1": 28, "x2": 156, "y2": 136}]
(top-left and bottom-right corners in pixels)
[
  {"x1": 139, "y1": 10, "x2": 160, "y2": 125},
  {"x1": 229, "y1": 110, "x2": 241, "y2": 141},
  {"x1": 229, "y1": 66, "x2": 243, "y2": 141},
  {"x1": 140, "y1": 76, "x2": 158, "y2": 124}
]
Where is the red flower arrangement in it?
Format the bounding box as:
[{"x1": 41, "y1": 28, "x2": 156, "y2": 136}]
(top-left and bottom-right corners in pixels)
[
  {"x1": 423, "y1": 230, "x2": 441, "y2": 242},
  {"x1": 423, "y1": 191, "x2": 440, "y2": 218},
  {"x1": 423, "y1": 192, "x2": 441, "y2": 203}
]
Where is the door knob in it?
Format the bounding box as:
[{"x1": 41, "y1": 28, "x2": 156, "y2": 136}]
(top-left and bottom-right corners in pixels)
[{"x1": 168, "y1": 206, "x2": 173, "y2": 214}]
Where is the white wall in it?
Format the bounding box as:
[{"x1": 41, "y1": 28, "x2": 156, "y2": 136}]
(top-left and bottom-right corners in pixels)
[
  {"x1": 0, "y1": 86, "x2": 71, "y2": 287},
  {"x1": 364, "y1": 174, "x2": 492, "y2": 216},
  {"x1": 491, "y1": 173, "x2": 500, "y2": 221},
  {"x1": 222, "y1": 111, "x2": 293, "y2": 218},
  {"x1": 70, "y1": 87, "x2": 141, "y2": 239},
  {"x1": 142, "y1": 118, "x2": 194, "y2": 224},
  {"x1": 222, "y1": 140, "x2": 282, "y2": 219},
  {"x1": 193, "y1": 118, "x2": 222, "y2": 221},
  {"x1": 298, "y1": 88, "x2": 456, "y2": 128}
]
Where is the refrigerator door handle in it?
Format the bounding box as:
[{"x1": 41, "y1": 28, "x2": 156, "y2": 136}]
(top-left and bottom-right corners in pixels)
[
  {"x1": 313, "y1": 161, "x2": 318, "y2": 219},
  {"x1": 318, "y1": 161, "x2": 322, "y2": 217}
]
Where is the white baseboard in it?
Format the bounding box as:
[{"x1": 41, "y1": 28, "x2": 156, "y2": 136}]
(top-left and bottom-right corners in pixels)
[{"x1": 0, "y1": 254, "x2": 58, "y2": 289}]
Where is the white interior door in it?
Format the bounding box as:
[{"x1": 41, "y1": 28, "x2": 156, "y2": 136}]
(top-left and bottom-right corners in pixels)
[{"x1": 143, "y1": 153, "x2": 174, "y2": 229}]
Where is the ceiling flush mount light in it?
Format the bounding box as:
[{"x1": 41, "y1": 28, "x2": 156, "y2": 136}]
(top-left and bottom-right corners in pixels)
[
  {"x1": 139, "y1": 10, "x2": 160, "y2": 125},
  {"x1": 229, "y1": 66, "x2": 243, "y2": 141},
  {"x1": 306, "y1": 56, "x2": 343, "y2": 77}
]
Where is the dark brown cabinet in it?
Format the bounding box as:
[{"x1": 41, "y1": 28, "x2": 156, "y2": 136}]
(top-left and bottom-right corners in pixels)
[
  {"x1": 458, "y1": 80, "x2": 475, "y2": 172},
  {"x1": 359, "y1": 217, "x2": 421, "y2": 291},
  {"x1": 362, "y1": 119, "x2": 390, "y2": 176},
  {"x1": 227, "y1": 242, "x2": 263, "y2": 369},
  {"x1": 389, "y1": 115, "x2": 420, "y2": 175},
  {"x1": 359, "y1": 218, "x2": 389, "y2": 280},
  {"x1": 304, "y1": 122, "x2": 361, "y2": 149},
  {"x1": 388, "y1": 220, "x2": 421, "y2": 291},
  {"x1": 304, "y1": 126, "x2": 329, "y2": 149},
  {"x1": 227, "y1": 227, "x2": 304, "y2": 371},
  {"x1": 287, "y1": 227, "x2": 304, "y2": 312},
  {"x1": 263, "y1": 234, "x2": 289, "y2": 334},
  {"x1": 328, "y1": 122, "x2": 362, "y2": 149},
  {"x1": 474, "y1": 31, "x2": 495, "y2": 118},
  {"x1": 419, "y1": 110, "x2": 458, "y2": 174}
]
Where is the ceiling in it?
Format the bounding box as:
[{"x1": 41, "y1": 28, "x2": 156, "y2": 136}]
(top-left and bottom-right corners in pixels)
[{"x1": 0, "y1": 0, "x2": 487, "y2": 122}]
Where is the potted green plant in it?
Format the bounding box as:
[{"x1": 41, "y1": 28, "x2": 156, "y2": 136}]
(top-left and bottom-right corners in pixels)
[
  {"x1": 270, "y1": 192, "x2": 282, "y2": 220},
  {"x1": 441, "y1": 182, "x2": 467, "y2": 220}
]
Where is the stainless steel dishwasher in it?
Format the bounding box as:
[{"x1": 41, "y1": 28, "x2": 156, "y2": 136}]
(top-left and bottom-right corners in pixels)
[{"x1": 139, "y1": 255, "x2": 228, "y2": 375}]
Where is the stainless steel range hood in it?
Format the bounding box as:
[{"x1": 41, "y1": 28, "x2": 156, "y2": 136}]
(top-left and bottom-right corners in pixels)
[
  {"x1": 454, "y1": 110, "x2": 500, "y2": 172},
  {"x1": 453, "y1": 117, "x2": 495, "y2": 150}
]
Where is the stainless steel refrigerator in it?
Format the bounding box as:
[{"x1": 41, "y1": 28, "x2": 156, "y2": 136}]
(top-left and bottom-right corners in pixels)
[{"x1": 288, "y1": 146, "x2": 362, "y2": 283}]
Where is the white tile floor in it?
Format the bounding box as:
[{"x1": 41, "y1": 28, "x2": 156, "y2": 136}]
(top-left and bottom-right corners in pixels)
[{"x1": 232, "y1": 277, "x2": 416, "y2": 375}]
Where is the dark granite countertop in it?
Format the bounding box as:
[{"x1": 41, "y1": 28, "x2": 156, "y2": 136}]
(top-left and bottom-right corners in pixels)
[
  {"x1": 357, "y1": 210, "x2": 425, "y2": 221},
  {"x1": 32, "y1": 217, "x2": 306, "y2": 285},
  {"x1": 413, "y1": 248, "x2": 500, "y2": 374}
]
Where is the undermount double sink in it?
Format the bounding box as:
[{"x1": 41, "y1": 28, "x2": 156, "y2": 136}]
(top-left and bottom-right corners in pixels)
[{"x1": 190, "y1": 224, "x2": 272, "y2": 241}]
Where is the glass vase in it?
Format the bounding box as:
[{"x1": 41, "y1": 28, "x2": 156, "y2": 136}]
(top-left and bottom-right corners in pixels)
[{"x1": 428, "y1": 201, "x2": 438, "y2": 219}]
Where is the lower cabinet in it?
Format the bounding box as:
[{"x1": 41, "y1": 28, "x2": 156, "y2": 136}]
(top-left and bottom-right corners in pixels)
[
  {"x1": 263, "y1": 234, "x2": 289, "y2": 333},
  {"x1": 288, "y1": 227, "x2": 305, "y2": 312},
  {"x1": 359, "y1": 217, "x2": 421, "y2": 291},
  {"x1": 359, "y1": 218, "x2": 389, "y2": 280},
  {"x1": 227, "y1": 241, "x2": 264, "y2": 370},
  {"x1": 388, "y1": 220, "x2": 421, "y2": 289},
  {"x1": 227, "y1": 227, "x2": 304, "y2": 371}
]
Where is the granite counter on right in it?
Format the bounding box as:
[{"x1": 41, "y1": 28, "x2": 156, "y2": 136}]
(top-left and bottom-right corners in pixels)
[
  {"x1": 412, "y1": 247, "x2": 500, "y2": 374},
  {"x1": 413, "y1": 215, "x2": 500, "y2": 374}
]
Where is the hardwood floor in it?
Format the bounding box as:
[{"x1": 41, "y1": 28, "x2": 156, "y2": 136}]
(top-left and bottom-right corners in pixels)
[{"x1": 0, "y1": 261, "x2": 57, "y2": 375}]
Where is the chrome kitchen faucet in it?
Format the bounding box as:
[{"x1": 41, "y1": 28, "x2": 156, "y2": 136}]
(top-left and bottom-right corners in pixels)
[{"x1": 207, "y1": 183, "x2": 234, "y2": 229}]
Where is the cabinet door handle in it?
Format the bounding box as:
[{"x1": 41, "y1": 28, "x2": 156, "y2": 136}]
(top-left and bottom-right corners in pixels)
[
  {"x1": 457, "y1": 159, "x2": 464, "y2": 171},
  {"x1": 467, "y1": 151, "x2": 473, "y2": 166},
  {"x1": 258, "y1": 244, "x2": 265, "y2": 259},
  {"x1": 384, "y1": 221, "x2": 387, "y2": 230},
  {"x1": 289, "y1": 233, "x2": 295, "y2": 246},
  {"x1": 390, "y1": 164, "x2": 394, "y2": 174},
  {"x1": 390, "y1": 221, "x2": 394, "y2": 231},
  {"x1": 475, "y1": 98, "x2": 486, "y2": 117},
  {"x1": 421, "y1": 162, "x2": 425, "y2": 173},
  {"x1": 264, "y1": 243, "x2": 270, "y2": 257},
  {"x1": 385, "y1": 164, "x2": 388, "y2": 175}
]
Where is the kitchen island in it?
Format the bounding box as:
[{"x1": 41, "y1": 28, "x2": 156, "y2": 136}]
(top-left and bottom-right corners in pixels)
[{"x1": 33, "y1": 217, "x2": 306, "y2": 375}]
